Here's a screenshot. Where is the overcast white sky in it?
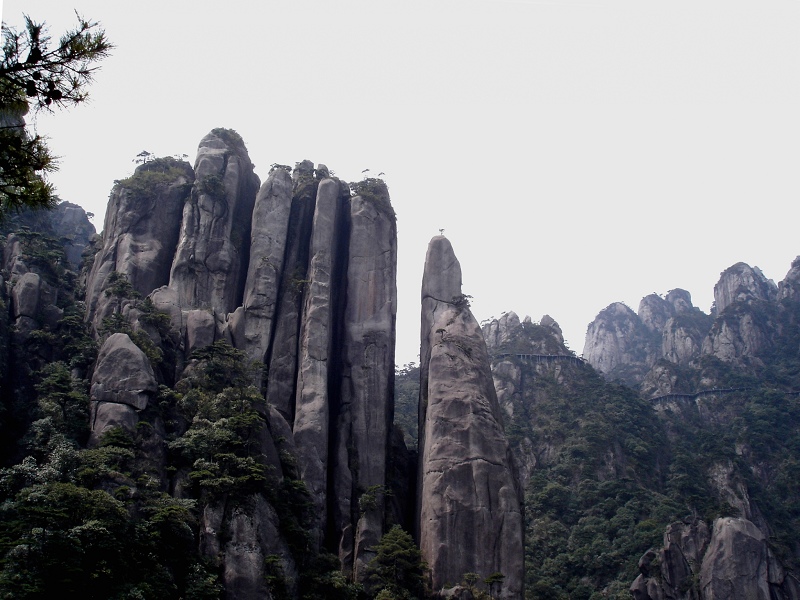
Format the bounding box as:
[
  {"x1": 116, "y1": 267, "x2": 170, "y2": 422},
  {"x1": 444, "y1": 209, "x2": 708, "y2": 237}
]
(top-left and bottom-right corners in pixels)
[{"x1": 3, "y1": 0, "x2": 799, "y2": 365}]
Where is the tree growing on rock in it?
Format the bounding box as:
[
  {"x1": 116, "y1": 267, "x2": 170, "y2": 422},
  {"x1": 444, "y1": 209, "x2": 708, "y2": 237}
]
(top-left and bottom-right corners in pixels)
[
  {"x1": 365, "y1": 525, "x2": 427, "y2": 599},
  {"x1": 0, "y1": 13, "x2": 111, "y2": 217}
]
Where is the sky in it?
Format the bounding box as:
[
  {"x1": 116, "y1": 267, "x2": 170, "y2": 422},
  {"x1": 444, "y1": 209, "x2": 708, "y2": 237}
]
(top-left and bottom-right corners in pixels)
[{"x1": 3, "y1": 0, "x2": 799, "y2": 366}]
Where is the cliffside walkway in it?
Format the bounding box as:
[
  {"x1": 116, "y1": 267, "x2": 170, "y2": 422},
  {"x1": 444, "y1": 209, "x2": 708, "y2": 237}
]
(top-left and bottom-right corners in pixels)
[
  {"x1": 494, "y1": 353, "x2": 587, "y2": 366},
  {"x1": 651, "y1": 387, "x2": 800, "y2": 403},
  {"x1": 650, "y1": 388, "x2": 752, "y2": 404}
]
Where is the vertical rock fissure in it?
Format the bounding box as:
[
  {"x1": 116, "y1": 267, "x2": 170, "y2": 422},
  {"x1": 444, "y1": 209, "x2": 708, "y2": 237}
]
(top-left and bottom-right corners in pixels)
[
  {"x1": 324, "y1": 190, "x2": 352, "y2": 556},
  {"x1": 263, "y1": 185, "x2": 318, "y2": 424}
]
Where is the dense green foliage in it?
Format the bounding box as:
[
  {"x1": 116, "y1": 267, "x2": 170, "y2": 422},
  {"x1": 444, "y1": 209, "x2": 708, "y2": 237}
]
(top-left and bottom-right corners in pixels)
[
  {"x1": 365, "y1": 525, "x2": 427, "y2": 600},
  {"x1": 494, "y1": 303, "x2": 800, "y2": 599},
  {"x1": 350, "y1": 178, "x2": 395, "y2": 222},
  {"x1": 114, "y1": 156, "x2": 193, "y2": 203}
]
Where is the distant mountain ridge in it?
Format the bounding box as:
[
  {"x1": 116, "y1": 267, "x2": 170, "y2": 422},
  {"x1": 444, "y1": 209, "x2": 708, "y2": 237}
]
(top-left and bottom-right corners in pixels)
[{"x1": 582, "y1": 257, "x2": 800, "y2": 398}]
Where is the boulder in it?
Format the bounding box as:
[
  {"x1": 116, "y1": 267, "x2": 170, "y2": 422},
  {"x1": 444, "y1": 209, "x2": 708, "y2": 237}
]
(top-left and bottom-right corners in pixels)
[
  {"x1": 89, "y1": 333, "x2": 157, "y2": 441},
  {"x1": 185, "y1": 309, "x2": 216, "y2": 354},
  {"x1": 631, "y1": 517, "x2": 800, "y2": 600},
  {"x1": 11, "y1": 272, "x2": 42, "y2": 319},
  {"x1": 700, "y1": 518, "x2": 772, "y2": 600}
]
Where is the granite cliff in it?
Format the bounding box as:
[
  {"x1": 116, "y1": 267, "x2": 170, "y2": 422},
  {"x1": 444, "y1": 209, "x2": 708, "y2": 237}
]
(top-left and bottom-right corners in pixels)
[
  {"x1": 81, "y1": 130, "x2": 402, "y2": 590},
  {"x1": 0, "y1": 129, "x2": 529, "y2": 599},
  {"x1": 583, "y1": 259, "x2": 794, "y2": 396}
]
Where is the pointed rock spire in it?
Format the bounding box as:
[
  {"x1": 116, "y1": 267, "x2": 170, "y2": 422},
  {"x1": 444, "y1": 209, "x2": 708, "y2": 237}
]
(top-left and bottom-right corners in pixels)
[{"x1": 418, "y1": 236, "x2": 524, "y2": 599}]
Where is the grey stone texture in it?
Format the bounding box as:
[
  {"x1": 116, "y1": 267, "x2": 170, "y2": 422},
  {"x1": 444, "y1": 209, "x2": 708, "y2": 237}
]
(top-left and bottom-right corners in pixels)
[{"x1": 418, "y1": 236, "x2": 524, "y2": 599}]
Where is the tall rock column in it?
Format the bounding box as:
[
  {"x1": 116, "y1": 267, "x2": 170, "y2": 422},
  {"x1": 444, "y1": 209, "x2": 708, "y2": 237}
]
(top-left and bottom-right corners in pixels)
[
  {"x1": 229, "y1": 166, "x2": 294, "y2": 367},
  {"x1": 292, "y1": 177, "x2": 346, "y2": 549},
  {"x1": 263, "y1": 161, "x2": 318, "y2": 422},
  {"x1": 333, "y1": 187, "x2": 397, "y2": 579},
  {"x1": 418, "y1": 236, "x2": 524, "y2": 599},
  {"x1": 169, "y1": 129, "x2": 260, "y2": 314}
]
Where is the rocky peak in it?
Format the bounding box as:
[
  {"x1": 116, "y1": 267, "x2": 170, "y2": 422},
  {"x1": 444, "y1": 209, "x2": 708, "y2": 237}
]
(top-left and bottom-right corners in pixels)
[
  {"x1": 778, "y1": 256, "x2": 800, "y2": 302},
  {"x1": 420, "y1": 234, "x2": 462, "y2": 304},
  {"x1": 666, "y1": 288, "x2": 693, "y2": 313},
  {"x1": 483, "y1": 311, "x2": 568, "y2": 356},
  {"x1": 713, "y1": 262, "x2": 777, "y2": 315},
  {"x1": 168, "y1": 128, "x2": 260, "y2": 314},
  {"x1": 583, "y1": 302, "x2": 655, "y2": 382},
  {"x1": 637, "y1": 289, "x2": 694, "y2": 335},
  {"x1": 638, "y1": 294, "x2": 674, "y2": 334}
]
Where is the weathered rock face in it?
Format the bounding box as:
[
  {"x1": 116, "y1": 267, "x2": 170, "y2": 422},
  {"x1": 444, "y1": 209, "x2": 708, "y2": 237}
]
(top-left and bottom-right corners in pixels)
[
  {"x1": 292, "y1": 177, "x2": 345, "y2": 548},
  {"x1": 640, "y1": 360, "x2": 685, "y2": 398},
  {"x1": 638, "y1": 293, "x2": 675, "y2": 334},
  {"x1": 169, "y1": 129, "x2": 260, "y2": 314},
  {"x1": 262, "y1": 162, "x2": 320, "y2": 422},
  {"x1": 713, "y1": 262, "x2": 777, "y2": 315},
  {"x1": 777, "y1": 256, "x2": 800, "y2": 302},
  {"x1": 662, "y1": 315, "x2": 707, "y2": 365},
  {"x1": 230, "y1": 167, "x2": 294, "y2": 366},
  {"x1": 85, "y1": 158, "x2": 192, "y2": 329},
  {"x1": 630, "y1": 518, "x2": 710, "y2": 600},
  {"x1": 483, "y1": 312, "x2": 582, "y2": 483},
  {"x1": 701, "y1": 304, "x2": 775, "y2": 365},
  {"x1": 200, "y1": 496, "x2": 297, "y2": 600},
  {"x1": 696, "y1": 263, "x2": 780, "y2": 366},
  {"x1": 631, "y1": 517, "x2": 800, "y2": 600},
  {"x1": 418, "y1": 236, "x2": 524, "y2": 599},
  {"x1": 583, "y1": 302, "x2": 655, "y2": 382},
  {"x1": 89, "y1": 332, "x2": 157, "y2": 444},
  {"x1": 83, "y1": 142, "x2": 402, "y2": 580},
  {"x1": 49, "y1": 201, "x2": 97, "y2": 269},
  {"x1": 483, "y1": 311, "x2": 567, "y2": 355}
]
